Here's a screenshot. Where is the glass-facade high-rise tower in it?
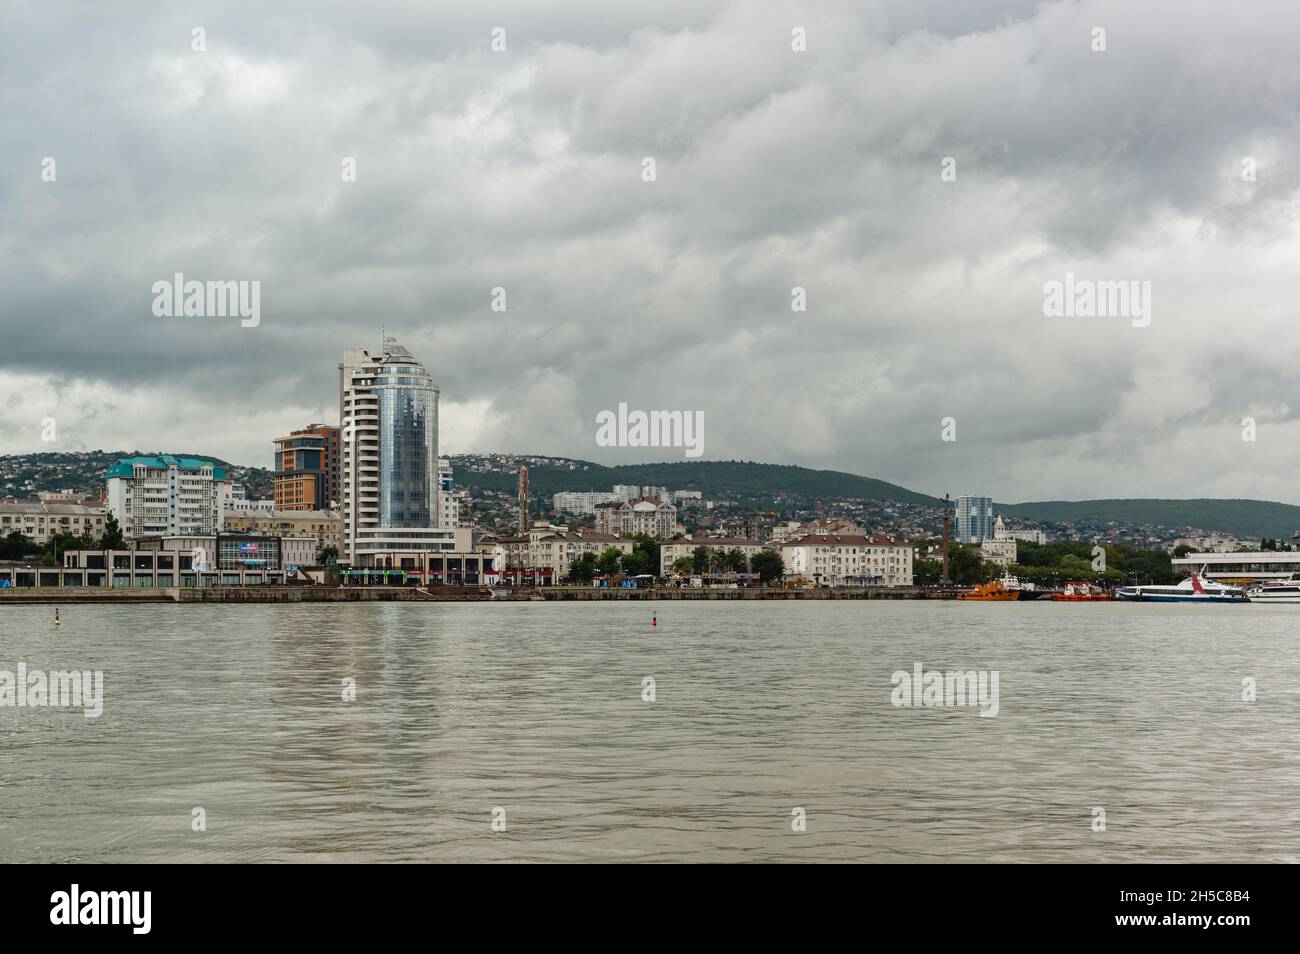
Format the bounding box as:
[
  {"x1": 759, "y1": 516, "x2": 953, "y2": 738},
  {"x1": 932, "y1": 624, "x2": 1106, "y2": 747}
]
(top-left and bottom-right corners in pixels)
[
  {"x1": 954, "y1": 495, "x2": 994, "y2": 543},
  {"x1": 340, "y1": 337, "x2": 454, "y2": 566}
]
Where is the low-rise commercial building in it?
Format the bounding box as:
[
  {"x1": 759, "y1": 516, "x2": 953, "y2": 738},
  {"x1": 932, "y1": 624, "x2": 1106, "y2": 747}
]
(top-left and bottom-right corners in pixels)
[
  {"x1": 1171, "y1": 550, "x2": 1300, "y2": 583},
  {"x1": 47, "y1": 546, "x2": 288, "y2": 587},
  {"x1": 223, "y1": 509, "x2": 342, "y2": 556},
  {"x1": 133, "y1": 532, "x2": 317, "y2": 571}
]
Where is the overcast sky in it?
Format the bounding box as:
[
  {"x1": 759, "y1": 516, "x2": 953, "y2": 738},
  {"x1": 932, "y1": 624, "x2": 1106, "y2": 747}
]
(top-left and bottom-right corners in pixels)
[{"x1": 3, "y1": 0, "x2": 1300, "y2": 503}]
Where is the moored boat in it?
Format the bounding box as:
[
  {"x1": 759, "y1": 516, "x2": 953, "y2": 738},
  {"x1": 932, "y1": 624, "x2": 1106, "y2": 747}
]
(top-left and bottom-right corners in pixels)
[
  {"x1": 1051, "y1": 581, "x2": 1112, "y2": 602},
  {"x1": 954, "y1": 579, "x2": 1020, "y2": 601},
  {"x1": 1115, "y1": 572, "x2": 1248, "y2": 603},
  {"x1": 998, "y1": 573, "x2": 1050, "y2": 600},
  {"x1": 1247, "y1": 577, "x2": 1300, "y2": 603}
]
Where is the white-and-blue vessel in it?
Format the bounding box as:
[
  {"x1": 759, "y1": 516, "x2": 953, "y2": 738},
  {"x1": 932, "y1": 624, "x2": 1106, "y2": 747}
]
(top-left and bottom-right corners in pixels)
[
  {"x1": 1116, "y1": 572, "x2": 1248, "y2": 603},
  {"x1": 1246, "y1": 577, "x2": 1300, "y2": 603}
]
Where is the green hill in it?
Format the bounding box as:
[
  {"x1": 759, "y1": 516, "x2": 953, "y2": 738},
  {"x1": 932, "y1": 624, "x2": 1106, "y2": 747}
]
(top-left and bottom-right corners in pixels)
[
  {"x1": 456, "y1": 459, "x2": 938, "y2": 506},
  {"x1": 9, "y1": 449, "x2": 1299, "y2": 539},
  {"x1": 997, "y1": 498, "x2": 1300, "y2": 540}
]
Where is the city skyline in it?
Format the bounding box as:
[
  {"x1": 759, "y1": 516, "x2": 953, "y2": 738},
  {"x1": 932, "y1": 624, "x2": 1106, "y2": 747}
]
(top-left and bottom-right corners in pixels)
[
  {"x1": 6, "y1": 2, "x2": 1300, "y2": 504},
  {"x1": 4, "y1": 0, "x2": 1295, "y2": 883}
]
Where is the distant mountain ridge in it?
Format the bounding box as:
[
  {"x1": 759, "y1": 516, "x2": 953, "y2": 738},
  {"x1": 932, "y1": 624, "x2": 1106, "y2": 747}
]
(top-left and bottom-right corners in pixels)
[
  {"x1": 997, "y1": 498, "x2": 1300, "y2": 540},
  {"x1": 452, "y1": 459, "x2": 939, "y2": 506},
  {"x1": 0, "y1": 450, "x2": 273, "y2": 499}
]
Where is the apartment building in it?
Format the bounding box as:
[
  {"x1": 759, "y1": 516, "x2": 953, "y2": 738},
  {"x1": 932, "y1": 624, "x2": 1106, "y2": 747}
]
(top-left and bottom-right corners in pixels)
[
  {"x1": 273, "y1": 424, "x2": 340, "y2": 511},
  {"x1": 224, "y1": 484, "x2": 275, "y2": 512},
  {"x1": 780, "y1": 533, "x2": 914, "y2": 586},
  {"x1": 0, "y1": 498, "x2": 107, "y2": 545},
  {"x1": 659, "y1": 536, "x2": 768, "y2": 576},
  {"x1": 104, "y1": 455, "x2": 230, "y2": 541},
  {"x1": 340, "y1": 337, "x2": 466, "y2": 565},
  {"x1": 954, "y1": 495, "x2": 995, "y2": 543},
  {"x1": 594, "y1": 497, "x2": 677, "y2": 538},
  {"x1": 552, "y1": 490, "x2": 621, "y2": 515},
  {"x1": 494, "y1": 524, "x2": 632, "y2": 576},
  {"x1": 769, "y1": 517, "x2": 865, "y2": 545}
]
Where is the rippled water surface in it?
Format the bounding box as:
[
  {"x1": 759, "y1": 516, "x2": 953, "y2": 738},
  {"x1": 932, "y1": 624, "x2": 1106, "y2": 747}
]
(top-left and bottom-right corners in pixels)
[{"x1": 2, "y1": 601, "x2": 1298, "y2": 862}]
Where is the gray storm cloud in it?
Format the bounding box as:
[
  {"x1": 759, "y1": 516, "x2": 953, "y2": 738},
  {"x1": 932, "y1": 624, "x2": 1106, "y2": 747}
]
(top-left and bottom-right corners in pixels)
[{"x1": 2, "y1": 0, "x2": 1300, "y2": 502}]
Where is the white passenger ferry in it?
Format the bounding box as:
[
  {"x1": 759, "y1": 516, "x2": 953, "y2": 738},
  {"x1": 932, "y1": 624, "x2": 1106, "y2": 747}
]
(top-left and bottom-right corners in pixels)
[
  {"x1": 1115, "y1": 572, "x2": 1248, "y2": 603},
  {"x1": 1247, "y1": 577, "x2": 1300, "y2": 603}
]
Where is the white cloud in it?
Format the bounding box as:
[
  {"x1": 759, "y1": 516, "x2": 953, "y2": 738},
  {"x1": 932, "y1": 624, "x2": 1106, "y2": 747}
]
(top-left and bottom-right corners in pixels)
[{"x1": 4, "y1": 0, "x2": 1300, "y2": 503}]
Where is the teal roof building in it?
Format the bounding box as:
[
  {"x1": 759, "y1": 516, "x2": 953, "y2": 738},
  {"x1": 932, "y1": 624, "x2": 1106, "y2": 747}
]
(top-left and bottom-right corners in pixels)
[{"x1": 104, "y1": 455, "x2": 227, "y2": 480}]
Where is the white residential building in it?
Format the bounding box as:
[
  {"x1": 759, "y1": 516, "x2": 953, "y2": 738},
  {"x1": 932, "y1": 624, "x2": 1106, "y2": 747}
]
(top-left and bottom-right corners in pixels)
[
  {"x1": 435, "y1": 457, "x2": 469, "y2": 528},
  {"x1": 1172, "y1": 535, "x2": 1243, "y2": 554},
  {"x1": 0, "y1": 498, "x2": 108, "y2": 545},
  {"x1": 496, "y1": 525, "x2": 633, "y2": 575},
  {"x1": 780, "y1": 534, "x2": 914, "y2": 586},
  {"x1": 595, "y1": 497, "x2": 677, "y2": 538},
  {"x1": 224, "y1": 483, "x2": 275, "y2": 512},
  {"x1": 769, "y1": 518, "x2": 864, "y2": 544},
  {"x1": 553, "y1": 490, "x2": 621, "y2": 515},
  {"x1": 659, "y1": 536, "x2": 768, "y2": 576},
  {"x1": 439, "y1": 489, "x2": 467, "y2": 528},
  {"x1": 340, "y1": 337, "x2": 469, "y2": 566},
  {"x1": 1006, "y1": 527, "x2": 1048, "y2": 545},
  {"x1": 105, "y1": 455, "x2": 231, "y2": 541}
]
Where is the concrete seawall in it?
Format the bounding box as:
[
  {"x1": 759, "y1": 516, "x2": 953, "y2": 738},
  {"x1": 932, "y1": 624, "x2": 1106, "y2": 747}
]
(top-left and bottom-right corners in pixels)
[
  {"x1": 0, "y1": 586, "x2": 490, "y2": 604},
  {"x1": 526, "y1": 586, "x2": 932, "y2": 600},
  {"x1": 0, "y1": 585, "x2": 939, "y2": 604},
  {"x1": 0, "y1": 587, "x2": 176, "y2": 604}
]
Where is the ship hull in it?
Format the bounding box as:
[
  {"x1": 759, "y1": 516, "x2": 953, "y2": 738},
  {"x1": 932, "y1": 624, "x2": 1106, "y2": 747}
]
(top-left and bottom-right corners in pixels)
[{"x1": 1115, "y1": 592, "x2": 1247, "y2": 603}]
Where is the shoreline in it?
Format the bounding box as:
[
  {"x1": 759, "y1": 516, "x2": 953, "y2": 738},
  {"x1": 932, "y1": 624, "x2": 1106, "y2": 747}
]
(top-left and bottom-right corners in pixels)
[{"x1": 0, "y1": 584, "x2": 937, "y2": 604}]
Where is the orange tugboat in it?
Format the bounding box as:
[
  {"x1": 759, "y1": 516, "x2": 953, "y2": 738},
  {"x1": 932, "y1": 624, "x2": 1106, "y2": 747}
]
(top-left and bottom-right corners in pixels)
[
  {"x1": 954, "y1": 579, "x2": 1020, "y2": 601},
  {"x1": 1051, "y1": 582, "x2": 1112, "y2": 602}
]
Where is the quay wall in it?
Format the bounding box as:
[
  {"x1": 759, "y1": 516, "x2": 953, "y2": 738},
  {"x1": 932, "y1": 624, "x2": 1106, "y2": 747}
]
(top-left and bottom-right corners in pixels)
[{"x1": 0, "y1": 585, "x2": 946, "y2": 604}]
